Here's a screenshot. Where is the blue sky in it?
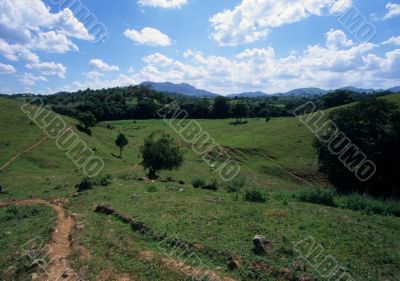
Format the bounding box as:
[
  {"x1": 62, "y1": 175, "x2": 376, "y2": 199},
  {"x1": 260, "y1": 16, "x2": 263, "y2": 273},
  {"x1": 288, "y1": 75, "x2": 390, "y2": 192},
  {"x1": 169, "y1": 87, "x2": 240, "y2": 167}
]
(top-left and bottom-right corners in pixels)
[{"x1": 0, "y1": 0, "x2": 400, "y2": 95}]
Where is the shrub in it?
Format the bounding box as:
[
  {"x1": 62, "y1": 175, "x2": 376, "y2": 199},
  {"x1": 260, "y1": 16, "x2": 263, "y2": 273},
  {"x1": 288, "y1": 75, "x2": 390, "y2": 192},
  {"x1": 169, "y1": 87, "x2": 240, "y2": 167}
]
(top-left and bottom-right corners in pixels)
[
  {"x1": 77, "y1": 176, "x2": 95, "y2": 192},
  {"x1": 202, "y1": 178, "x2": 219, "y2": 191},
  {"x1": 97, "y1": 175, "x2": 113, "y2": 187},
  {"x1": 191, "y1": 177, "x2": 205, "y2": 188},
  {"x1": 146, "y1": 185, "x2": 157, "y2": 192},
  {"x1": 244, "y1": 188, "x2": 267, "y2": 203},
  {"x1": 298, "y1": 188, "x2": 337, "y2": 207},
  {"x1": 338, "y1": 193, "x2": 400, "y2": 217},
  {"x1": 225, "y1": 177, "x2": 246, "y2": 193}
]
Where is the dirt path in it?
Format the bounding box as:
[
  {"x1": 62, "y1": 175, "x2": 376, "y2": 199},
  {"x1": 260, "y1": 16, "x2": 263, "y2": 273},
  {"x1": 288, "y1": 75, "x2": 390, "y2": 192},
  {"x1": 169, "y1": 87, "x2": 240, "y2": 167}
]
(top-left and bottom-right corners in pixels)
[
  {"x1": 0, "y1": 198, "x2": 77, "y2": 281},
  {"x1": 0, "y1": 136, "x2": 49, "y2": 171}
]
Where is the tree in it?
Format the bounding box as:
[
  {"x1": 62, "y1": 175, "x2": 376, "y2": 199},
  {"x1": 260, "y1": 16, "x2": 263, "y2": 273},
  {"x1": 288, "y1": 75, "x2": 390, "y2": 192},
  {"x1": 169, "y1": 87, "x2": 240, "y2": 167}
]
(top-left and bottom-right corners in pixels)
[
  {"x1": 140, "y1": 133, "x2": 184, "y2": 179},
  {"x1": 115, "y1": 133, "x2": 129, "y2": 158},
  {"x1": 232, "y1": 101, "x2": 249, "y2": 123},
  {"x1": 77, "y1": 112, "x2": 96, "y2": 130},
  {"x1": 314, "y1": 97, "x2": 400, "y2": 198},
  {"x1": 212, "y1": 96, "x2": 230, "y2": 118}
]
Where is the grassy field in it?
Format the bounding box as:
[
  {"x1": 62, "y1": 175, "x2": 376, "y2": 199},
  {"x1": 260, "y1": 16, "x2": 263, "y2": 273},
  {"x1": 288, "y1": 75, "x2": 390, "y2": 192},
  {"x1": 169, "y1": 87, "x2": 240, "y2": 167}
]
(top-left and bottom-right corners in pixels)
[{"x1": 0, "y1": 95, "x2": 400, "y2": 280}]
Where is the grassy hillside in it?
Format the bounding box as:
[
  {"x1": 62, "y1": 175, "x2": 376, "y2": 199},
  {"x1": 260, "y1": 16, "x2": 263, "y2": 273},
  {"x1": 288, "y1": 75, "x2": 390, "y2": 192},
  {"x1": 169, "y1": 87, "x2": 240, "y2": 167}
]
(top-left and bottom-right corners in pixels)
[{"x1": 0, "y1": 94, "x2": 400, "y2": 280}]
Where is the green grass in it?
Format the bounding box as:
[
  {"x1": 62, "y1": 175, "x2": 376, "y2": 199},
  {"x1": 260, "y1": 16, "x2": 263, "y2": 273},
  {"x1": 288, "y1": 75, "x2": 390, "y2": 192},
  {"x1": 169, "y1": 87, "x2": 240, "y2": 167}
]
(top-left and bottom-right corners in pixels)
[
  {"x1": 1, "y1": 94, "x2": 400, "y2": 280},
  {"x1": 0, "y1": 205, "x2": 56, "y2": 280}
]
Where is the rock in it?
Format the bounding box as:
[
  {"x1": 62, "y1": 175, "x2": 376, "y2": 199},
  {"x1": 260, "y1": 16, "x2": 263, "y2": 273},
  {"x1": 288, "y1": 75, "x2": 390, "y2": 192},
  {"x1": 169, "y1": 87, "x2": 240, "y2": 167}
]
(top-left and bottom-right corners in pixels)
[
  {"x1": 179, "y1": 188, "x2": 185, "y2": 192},
  {"x1": 31, "y1": 273, "x2": 38, "y2": 280},
  {"x1": 252, "y1": 235, "x2": 270, "y2": 255},
  {"x1": 227, "y1": 259, "x2": 241, "y2": 270},
  {"x1": 75, "y1": 222, "x2": 85, "y2": 230}
]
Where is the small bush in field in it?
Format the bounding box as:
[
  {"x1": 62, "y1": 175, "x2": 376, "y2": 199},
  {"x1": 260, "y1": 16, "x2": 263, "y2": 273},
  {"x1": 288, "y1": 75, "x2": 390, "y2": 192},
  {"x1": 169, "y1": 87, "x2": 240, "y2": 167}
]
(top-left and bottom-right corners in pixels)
[
  {"x1": 225, "y1": 177, "x2": 246, "y2": 193},
  {"x1": 202, "y1": 178, "x2": 219, "y2": 191},
  {"x1": 191, "y1": 177, "x2": 206, "y2": 188},
  {"x1": 98, "y1": 175, "x2": 113, "y2": 187},
  {"x1": 298, "y1": 188, "x2": 337, "y2": 207},
  {"x1": 244, "y1": 188, "x2": 267, "y2": 203},
  {"x1": 77, "y1": 177, "x2": 94, "y2": 192},
  {"x1": 146, "y1": 185, "x2": 157, "y2": 192}
]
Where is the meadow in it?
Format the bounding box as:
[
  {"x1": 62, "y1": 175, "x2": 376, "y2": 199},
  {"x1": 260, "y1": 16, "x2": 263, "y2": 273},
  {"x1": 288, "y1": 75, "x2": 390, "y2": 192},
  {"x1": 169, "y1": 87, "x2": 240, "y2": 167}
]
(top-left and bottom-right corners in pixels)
[{"x1": 0, "y1": 95, "x2": 399, "y2": 280}]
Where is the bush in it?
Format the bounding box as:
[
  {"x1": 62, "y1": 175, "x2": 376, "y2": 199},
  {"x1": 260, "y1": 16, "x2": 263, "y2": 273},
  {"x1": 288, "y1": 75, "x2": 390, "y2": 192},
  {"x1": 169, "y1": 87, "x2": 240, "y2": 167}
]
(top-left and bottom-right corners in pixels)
[
  {"x1": 244, "y1": 188, "x2": 267, "y2": 203},
  {"x1": 225, "y1": 177, "x2": 246, "y2": 193},
  {"x1": 202, "y1": 178, "x2": 219, "y2": 191},
  {"x1": 191, "y1": 177, "x2": 206, "y2": 188},
  {"x1": 298, "y1": 188, "x2": 337, "y2": 207},
  {"x1": 338, "y1": 193, "x2": 400, "y2": 217},
  {"x1": 77, "y1": 177, "x2": 95, "y2": 192},
  {"x1": 97, "y1": 175, "x2": 113, "y2": 187},
  {"x1": 146, "y1": 185, "x2": 158, "y2": 192}
]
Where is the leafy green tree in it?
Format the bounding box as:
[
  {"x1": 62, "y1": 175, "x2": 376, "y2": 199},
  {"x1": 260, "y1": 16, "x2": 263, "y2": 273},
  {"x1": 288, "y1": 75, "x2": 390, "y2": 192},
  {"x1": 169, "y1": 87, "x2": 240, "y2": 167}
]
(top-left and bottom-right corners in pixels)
[
  {"x1": 314, "y1": 97, "x2": 400, "y2": 198},
  {"x1": 140, "y1": 133, "x2": 184, "y2": 179},
  {"x1": 212, "y1": 96, "x2": 230, "y2": 118},
  {"x1": 115, "y1": 133, "x2": 129, "y2": 158},
  {"x1": 77, "y1": 112, "x2": 96, "y2": 130},
  {"x1": 232, "y1": 101, "x2": 249, "y2": 123}
]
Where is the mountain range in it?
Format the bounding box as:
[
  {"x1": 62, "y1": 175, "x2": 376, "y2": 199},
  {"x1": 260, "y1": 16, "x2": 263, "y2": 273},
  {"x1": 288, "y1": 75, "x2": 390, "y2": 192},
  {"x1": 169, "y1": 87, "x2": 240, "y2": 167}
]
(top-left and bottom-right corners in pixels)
[{"x1": 140, "y1": 81, "x2": 399, "y2": 98}]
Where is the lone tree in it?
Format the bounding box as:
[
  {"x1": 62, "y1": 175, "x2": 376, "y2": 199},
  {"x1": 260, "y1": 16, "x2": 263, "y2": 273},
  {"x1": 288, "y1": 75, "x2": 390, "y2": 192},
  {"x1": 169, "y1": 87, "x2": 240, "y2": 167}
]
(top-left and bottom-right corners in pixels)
[
  {"x1": 115, "y1": 133, "x2": 129, "y2": 158},
  {"x1": 140, "y1": 133, "x2": 183, "y2": 179},
  {"x1": 232, "y1": 101, "x2": 249, "y2": 123},
  {"x1": 77, "y1": 112, "x2": 96, "y2": 130}
]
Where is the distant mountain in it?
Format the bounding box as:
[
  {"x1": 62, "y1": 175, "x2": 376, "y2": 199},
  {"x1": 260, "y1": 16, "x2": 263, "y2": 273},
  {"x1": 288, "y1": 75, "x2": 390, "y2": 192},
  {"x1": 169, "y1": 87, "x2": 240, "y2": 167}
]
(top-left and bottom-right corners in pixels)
[
  {"x1": 277, "y1": 87, "x2": 328, "y2": 97},
  {"x1": 140, "y1": 82, "x2": 219, "y2": 98},
  {"x1": 226, "y1": 91, "x2": 268, "y2": 98},
  {"x1": 387, "y1": 86, "x2": 400, "y2": 93},
  {"x1": 338, "y1": 86, "x2": 381, "y2": 94}
]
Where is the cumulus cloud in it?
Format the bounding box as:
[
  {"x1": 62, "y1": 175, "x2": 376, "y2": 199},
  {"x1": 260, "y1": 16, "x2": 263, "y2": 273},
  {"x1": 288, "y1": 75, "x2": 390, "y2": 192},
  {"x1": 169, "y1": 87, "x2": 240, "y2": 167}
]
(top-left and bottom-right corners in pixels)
[
  {"x1": 383, "y1": 2, "x2": 400, "y2": 20},
  {"x1": 124, "y1": 27, "x2": 172, "y2": 46},
  {"x1": 209, "y1": 0, "x2": 352, "y2": 46},
  {"x1": 26, "y1": 61, "x2": 67, "y2": 78},
  {"x1": 382, "y1": 36, "x2": 400, "y2": 46},
  {"x1": 131, "y1": 29, "x2": 398, "y2": 94},
  {"x1": 0, "y1": 63, "x2": 16, "y2": 74},
  {"x1": 89, "y1": 59, "x2": 120, "y2": 72},
  {"x1": 143, "y1": 53, "x2": 173, "y2": 66},
  {"x1": 138, "y1": 0, "x2": 187, "y2": 8},
  {"x1": 19, "y1": 72, "x2": 48, "y2": 86},
  {"x1": 0, "y1": 0, "x2": 92, "y2": 63}
]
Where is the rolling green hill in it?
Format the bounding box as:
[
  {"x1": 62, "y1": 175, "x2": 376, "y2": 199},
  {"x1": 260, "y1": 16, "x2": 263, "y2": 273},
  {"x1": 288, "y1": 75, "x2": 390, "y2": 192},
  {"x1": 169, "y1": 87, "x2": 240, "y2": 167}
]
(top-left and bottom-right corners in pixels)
[{"x1": 0, "y1": 94, "x2": 399, "y2": 281}]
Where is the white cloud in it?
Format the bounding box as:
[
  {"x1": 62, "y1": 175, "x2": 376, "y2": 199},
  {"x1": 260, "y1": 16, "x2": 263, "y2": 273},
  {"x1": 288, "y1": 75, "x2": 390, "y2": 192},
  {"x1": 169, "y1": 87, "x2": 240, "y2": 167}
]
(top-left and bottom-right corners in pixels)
[
  {"x1": 383, "y1": 2, "x2": 400, "y2": 20},
  {"x1": 209, "y1": 0, "x2": 352, "y2": 46},
  {"x1": 143, "y1": 53, "x2": 173, "y2": 66},
  {"x1": 89, "y1": 59, "x2": 120, "y2": 72},
  {"x1": 130, "y1": 29, "x2": 399, "y2": 94},
  {"x1": 0, "y1": 63, "x2": 16, "y2": 74},
  {"x1": 0, "y1": 0, "x2": 92, "y2": 61},
  {"x1": 0, "y1": 39, "x2": 39, "y2": 62},
  {"x1": 26, "y1": 61, "x2": 67, "y2": 78},
  {"x1": 124, "y1": 27, "x2": 172, "y2": 46},
  {"x1": 326, "y1": 29, "x2": 354, "y2": 50},
  {"x1": 32, "y1": 31, "x2": 79, "y2": 53},
  {"x1": 83, "y1": 71, "x2": 104, "y2": 80},
  {"x1": 138, "y1": 0, "x2": 187, "y2": 8},
  {"x1": 19, "y1": 72, "x2": 48, "y2": 86},
  {"x1": 382, "y1": 36, "x2": 400, "y2": 46}
]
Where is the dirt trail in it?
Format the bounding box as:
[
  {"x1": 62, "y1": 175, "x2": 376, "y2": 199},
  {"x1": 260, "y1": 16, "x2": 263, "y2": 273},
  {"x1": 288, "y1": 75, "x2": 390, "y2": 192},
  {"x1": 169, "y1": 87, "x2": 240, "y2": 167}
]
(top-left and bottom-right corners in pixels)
[
  {"x1": 0, "y1": 126, "x2": 74, "y2": 171},
  {"x1": 0, "y1": 198, "x2": 77, "y2": 281},
  {"x1": 0, "y1": 136, "x2": 49, "y2": 171}
]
